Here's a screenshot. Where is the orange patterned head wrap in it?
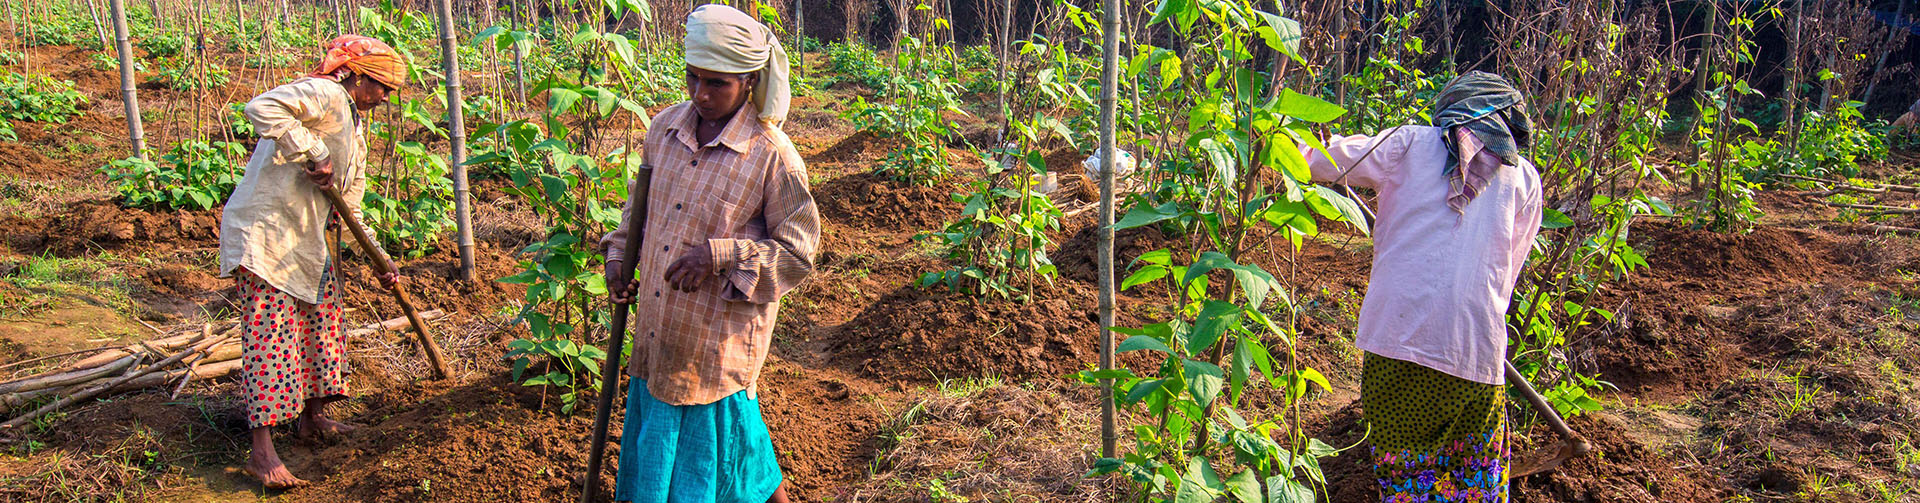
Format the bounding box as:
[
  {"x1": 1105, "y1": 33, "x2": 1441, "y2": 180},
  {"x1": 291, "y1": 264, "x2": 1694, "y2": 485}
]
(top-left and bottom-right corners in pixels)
[{"x1": 309, "y1": 35, "x2": 407, "y2": 91}]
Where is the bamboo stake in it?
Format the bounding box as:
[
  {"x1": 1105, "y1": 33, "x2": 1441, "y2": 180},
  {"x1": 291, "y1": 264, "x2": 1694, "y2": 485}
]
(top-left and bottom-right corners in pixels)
[
  {"x1": 0, "y1": 346, "x2": 119, "y2": 373},
  {"x1": 0, "y1": 357, "x2": 139, "y2": 395},
  {"x1": 109, "y1": 0, "x2": 149, "y2": 160},
  {"x1": 169, "y1": 325, "x2": 218, "y2": 399},
  {"x1": 1095, "y1": 0, "x2": 1120, "y2": 459},
  {"x1": 436, "y1": 0, "x2": 477, "y2": 283},
  {"x1": 1, "y1": 333, "x2": 220, "y2": 430},
  {"x1": 317, "y1": 186, "x2": 453, "y2": 380},
  {"x1": 85, "y1": 0, "x2": 112, "y2": 50}
]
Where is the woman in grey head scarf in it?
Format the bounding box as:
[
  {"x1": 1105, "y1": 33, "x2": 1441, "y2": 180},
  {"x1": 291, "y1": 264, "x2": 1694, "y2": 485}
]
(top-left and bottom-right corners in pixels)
[{"x1": 1298, "y1": 71, "x2": 1544, "y2": 502}]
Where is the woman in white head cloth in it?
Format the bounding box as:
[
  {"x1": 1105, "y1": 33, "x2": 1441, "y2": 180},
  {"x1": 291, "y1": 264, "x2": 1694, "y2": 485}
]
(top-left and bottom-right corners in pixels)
[{"x1": 600, "y1": 3, "x2": 818, "y2": 503}]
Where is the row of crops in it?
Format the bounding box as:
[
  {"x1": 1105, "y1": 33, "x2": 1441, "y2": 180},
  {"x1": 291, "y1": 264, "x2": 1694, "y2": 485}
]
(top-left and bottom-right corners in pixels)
[{"x1": 2, "y1": 0, "x2": 1912, "y2": 500}]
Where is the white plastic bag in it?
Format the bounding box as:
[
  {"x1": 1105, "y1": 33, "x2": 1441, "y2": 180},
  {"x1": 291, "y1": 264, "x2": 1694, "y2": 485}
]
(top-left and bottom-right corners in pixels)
[{"x1": 1081, "y1": 148, "x2": 1137, "y2": 182}]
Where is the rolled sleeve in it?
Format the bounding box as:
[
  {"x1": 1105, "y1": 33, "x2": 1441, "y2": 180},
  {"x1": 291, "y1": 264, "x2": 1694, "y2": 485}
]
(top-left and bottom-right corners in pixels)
[
  {"x1": 715, "y1": 163, "x2": 819, "y2": 304},
  {"x1": 1302, "y1": 126, "x2": 1410, "y2": 189},
  {"x1": 245, "y1": 83, "x2": 331, "y2": 164}
]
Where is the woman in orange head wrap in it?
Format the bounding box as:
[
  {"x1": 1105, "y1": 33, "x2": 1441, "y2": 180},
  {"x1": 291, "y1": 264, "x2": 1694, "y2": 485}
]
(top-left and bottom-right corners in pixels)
[{"x1": 218, "y1": 34, "x2": 408, "y2": 489}]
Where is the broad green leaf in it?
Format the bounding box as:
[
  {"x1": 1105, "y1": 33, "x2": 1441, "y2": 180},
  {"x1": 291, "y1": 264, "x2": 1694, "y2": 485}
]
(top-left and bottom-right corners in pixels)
[
  {"x1": 1266, "y1": 475, "x2": 1315, "y2": 503},
  {"x1": 1309, "y1": 185, "x2": 1371, "y2": 235},
  {"x1": 1541, "y1": 208, "x2": 1575, "y2": 229},
  {"x1": 1078, "y1": 368, "x2": 1137, "y2": 380},
  {"x1": 1189, "y1": 301, "x2": 1244, "y2": 353},
  {"x1": 1117, "y1": 335, "x2": 1174, "y2": 354},
  {"x1": 548, "y1": 88, "x2": 583, "y2": 115},
  {"x1": 1133, "y1": 248, "x2": 1173, "y2": 267},
  {"x1": 1124, "y1": 379, "x2": 1167, "y2": 405},
  {"x1": 1116, "y1": 201, "x2": 1184, "y2": 230},
  {"x1": 1122, "y1": 266, "x2": 1170, "y2": 291},
  {"x1": 1173, "y1": 456, "x2": 1222, "y2": 503},
  {"x1": 1199, "y1": 137, "x2": 1237, "y2": 186},
  {"x1": 1264, "y1": 133, "x2": 1312, "y2": 182},
  {"x1": 1185, "y1": 359, "x2": 1225, "y2": 408},
  {"x1": 1224, "y1": 469, "x2": 1261, "y2": 503},
  {"x1": 1275, "y1": 89, "x2": 1346, "y2": 123},
  {"x1": 1254, "y1": 11, "x2": 1305, "y2": 63}
]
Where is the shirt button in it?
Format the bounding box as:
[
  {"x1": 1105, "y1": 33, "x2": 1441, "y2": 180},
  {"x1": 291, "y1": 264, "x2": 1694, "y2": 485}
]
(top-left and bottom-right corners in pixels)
[
  {"x1": 662, "y1": 245, "x2": 670, "y2": 251},
  {"x1": 690, "y1": 160, "x2": 698, "y2": 166},
  {"x1": 675, "y1": 203, "x2": 683, "y2": 210},
  {"x1": 654, "y1": 291, "x2": 661, "y2": 297}
]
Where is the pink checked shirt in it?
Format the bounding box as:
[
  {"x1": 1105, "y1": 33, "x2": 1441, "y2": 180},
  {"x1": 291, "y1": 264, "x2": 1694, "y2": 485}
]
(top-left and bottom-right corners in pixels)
[
  {"x1": 600, "y1": 102, "x2": 820, "y2": 405},
  {"x1": 1305, "y1": 126, "x2": 1543, "y2": 385}
]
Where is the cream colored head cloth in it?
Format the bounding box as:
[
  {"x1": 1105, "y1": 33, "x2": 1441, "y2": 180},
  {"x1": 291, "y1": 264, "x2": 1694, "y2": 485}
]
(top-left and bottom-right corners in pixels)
[{"x1": 684, "y1": 4, "x2": 790, "y2": 127}]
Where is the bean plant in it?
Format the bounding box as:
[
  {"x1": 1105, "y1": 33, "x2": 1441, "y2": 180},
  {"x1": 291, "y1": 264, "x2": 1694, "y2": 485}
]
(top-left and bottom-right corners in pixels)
[
  {"x1": 1075, "y1": 1, "x2": 1368, "y2": 501},
  {"x1": 477, "y1": 6, "x2": 658, "y2": 413},
  {"x1": 99, "y1": 141, "x2": 248, "y2": 211}
]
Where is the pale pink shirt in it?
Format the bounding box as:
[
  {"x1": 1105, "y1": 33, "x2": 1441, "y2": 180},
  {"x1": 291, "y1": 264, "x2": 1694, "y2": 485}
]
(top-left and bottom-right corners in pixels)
[{"x1": 1305, "y1": 125, "x2": 1543, "y2": 385}]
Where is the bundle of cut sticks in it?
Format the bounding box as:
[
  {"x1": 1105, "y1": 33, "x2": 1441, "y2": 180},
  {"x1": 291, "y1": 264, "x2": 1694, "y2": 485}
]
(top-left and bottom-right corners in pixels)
[{"x1": 0, "y1": 310, "x2": 443, "y2": 431}]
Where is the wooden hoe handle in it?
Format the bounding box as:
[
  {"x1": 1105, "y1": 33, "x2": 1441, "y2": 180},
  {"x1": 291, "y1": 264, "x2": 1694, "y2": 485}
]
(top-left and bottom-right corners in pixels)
[
  {"x1": 317, "y1": 185, "x2": 453, "y2": 380},
  {"x1": 581, "y1": 166, "x2": 654, "y2": 503},
  {"x1": 1504, "y1": 360, "x2": 1594, "y2": 457}
]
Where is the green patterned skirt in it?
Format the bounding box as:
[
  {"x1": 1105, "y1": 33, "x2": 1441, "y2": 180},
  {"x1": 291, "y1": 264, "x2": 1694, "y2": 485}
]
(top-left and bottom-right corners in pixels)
[{"x1": 1360, "y1": 352, "x2": 1509, "y2": 502}]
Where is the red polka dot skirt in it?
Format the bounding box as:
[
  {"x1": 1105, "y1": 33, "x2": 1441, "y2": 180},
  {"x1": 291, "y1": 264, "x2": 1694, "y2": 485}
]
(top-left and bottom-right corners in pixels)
[{"x1": 235, "y1": 264, "x2": 348, "y2": 429}]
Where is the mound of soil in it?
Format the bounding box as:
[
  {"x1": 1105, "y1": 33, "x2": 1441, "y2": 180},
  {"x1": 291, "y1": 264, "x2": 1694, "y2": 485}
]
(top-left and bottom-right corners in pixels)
[
  {"x1": 1575, "y1": 220, "x2": 1896, "y2": 398},
  {"x1": 335, "y1": 240, "x2": 525, "y2": 322},
  {"x1": 0, "y1": 142, "x2": 58, "y2": 180},
  {"x1": 813, "y1": 171, "x2": 961, "y2": 233},
  {"x1": 824, "y1": 283, "x2": 1145, "y2": 382},
  {"x1": 288, "y1": 373, "x2": 594, "y2": 502},
  {"x1": 804, "y1": 130, "x2": 897, "y2": 167},
  {"x1": 2, "y1": 201, "x2": 219, "y2": 256},
  {"x1": 1632, "y1": 221, "x2": 1847, "y2": 289},
  {"x1": 1053, "y1": 225, "x2": 1182, "y2": 287}
]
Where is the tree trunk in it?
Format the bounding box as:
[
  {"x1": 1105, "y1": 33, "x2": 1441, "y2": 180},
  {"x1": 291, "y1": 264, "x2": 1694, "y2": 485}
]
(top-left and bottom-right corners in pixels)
[
  {"x1": 1439, "y1": 0, "x2": 1455, "y2": 72},
  {"x1": 436, "y1": 0, "x2": 476, "y2": 282},
  {"x1": 147, "y1": 0, "x2": 165, "y2": 30},
  {"x1": 1096, "y1": 0, "x2": 1120, "y2": 459},
  {"x1": 795, "y1": 0, "x2": 804, "y2": 80},
  {"x1": 1689, "y1": 1, "x2": 1718, "y2": 172},
  {"x1": 84, "y1": 0, "x2": 112, "y2": 50},
  {"x1": 510, "y1": 0, "x2": 529, "y2": 107},
  {"x1": 110, "y1": 0, "x2": 148, "y2": 160},
  {"x1": 1784, "y1": 0, "x2": 1803, "y2": 145}
]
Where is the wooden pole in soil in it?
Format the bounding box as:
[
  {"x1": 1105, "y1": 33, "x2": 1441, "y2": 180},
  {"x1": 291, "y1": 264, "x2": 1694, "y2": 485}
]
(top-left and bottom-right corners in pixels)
[
  {"x1": 85, "y1": 0, "x2": 112, "y2": 52},
  {"x1": 1095, "y1": 0, "x2": 1120, "y2": 459},
  {"x1": 316, "y1": 186, "x2": 454, "y2": 380},
  {"x1": 435, "y1": 0, "x2": 477, "y2": 283},
  {"x1": 581, "y1": 166, "x2": 653, "y2": 503},
  {"x1": 509, "y1": 0, "x2": 528, "y2": 108},
  {"x1": 795, "y1": 0, "x2": 803, "y2": 80},
  {"x1": 109, "y1": 0, "x2": 148, "y2": 160}
]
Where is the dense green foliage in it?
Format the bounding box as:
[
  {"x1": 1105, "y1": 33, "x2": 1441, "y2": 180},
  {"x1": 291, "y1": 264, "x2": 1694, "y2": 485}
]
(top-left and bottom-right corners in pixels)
[{"x1": 99, "y1": 141, "x2": 248, "y2": 211}]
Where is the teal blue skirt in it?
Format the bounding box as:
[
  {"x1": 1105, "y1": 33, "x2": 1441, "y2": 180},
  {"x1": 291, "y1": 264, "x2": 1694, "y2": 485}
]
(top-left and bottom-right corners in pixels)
[{"x1": 614, "y1": 379, "x2": 783, "y2": 503}]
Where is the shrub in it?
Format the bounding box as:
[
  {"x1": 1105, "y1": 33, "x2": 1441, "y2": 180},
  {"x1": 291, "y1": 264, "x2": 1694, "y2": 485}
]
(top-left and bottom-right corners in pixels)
[
  {"x1": 100, "y1": 141, "x2": 248, "y2": 211},
  {"x1": 0, "y1": 73, "x2": 88, "y2": 124}
]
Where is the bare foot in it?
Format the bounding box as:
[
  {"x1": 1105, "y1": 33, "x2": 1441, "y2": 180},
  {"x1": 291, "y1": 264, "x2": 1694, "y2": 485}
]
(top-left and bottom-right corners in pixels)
[
  {"x1": 296, "y1": 416, "x2": 360, "y2": 442},
  {"x1": 244, "y1": 452, "x2": 310, "y2": 490}
]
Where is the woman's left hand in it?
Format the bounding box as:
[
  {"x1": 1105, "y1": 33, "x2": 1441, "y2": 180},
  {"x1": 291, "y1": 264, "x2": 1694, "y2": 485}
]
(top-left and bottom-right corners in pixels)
[{"x1": 380, "y1": 265, "x2": 404, "y2": 291}]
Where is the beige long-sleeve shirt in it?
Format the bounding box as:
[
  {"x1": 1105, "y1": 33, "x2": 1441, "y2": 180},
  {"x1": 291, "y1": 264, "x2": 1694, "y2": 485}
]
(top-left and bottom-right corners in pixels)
[
  {"x1": 599, "y1": 102, "x2": 820, "y2": 406},
  {"x1": 219, "y1": 77, "x2": 382, "y2": 304}
]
